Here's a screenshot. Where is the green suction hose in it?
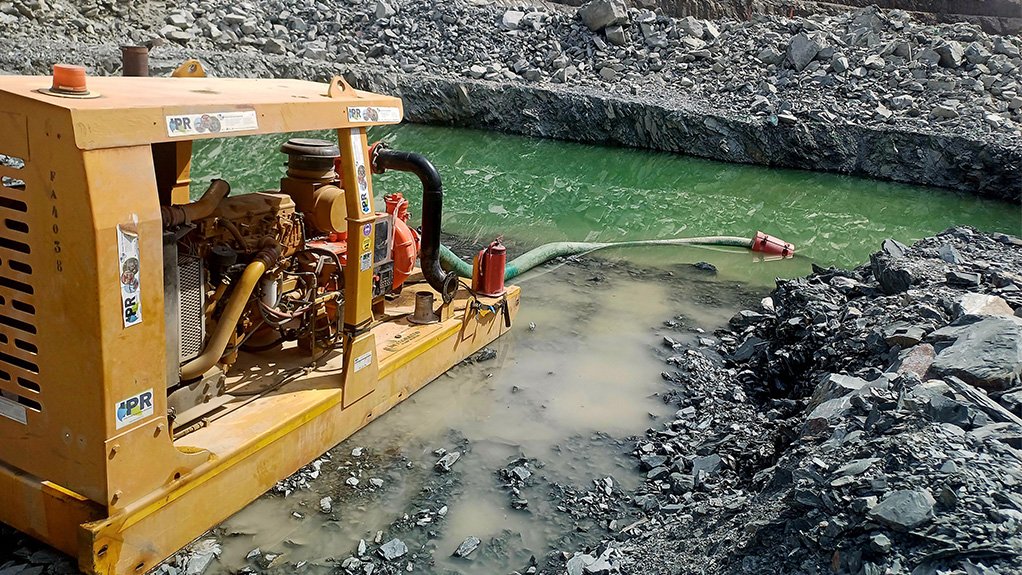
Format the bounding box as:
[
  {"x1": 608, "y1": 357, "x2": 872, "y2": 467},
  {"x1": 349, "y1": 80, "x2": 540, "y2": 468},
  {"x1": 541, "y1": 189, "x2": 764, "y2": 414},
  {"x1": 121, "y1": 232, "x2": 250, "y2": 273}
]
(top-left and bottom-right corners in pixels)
[{"x1": 440, "y1": 236, "x2": 755, "y2": 281}]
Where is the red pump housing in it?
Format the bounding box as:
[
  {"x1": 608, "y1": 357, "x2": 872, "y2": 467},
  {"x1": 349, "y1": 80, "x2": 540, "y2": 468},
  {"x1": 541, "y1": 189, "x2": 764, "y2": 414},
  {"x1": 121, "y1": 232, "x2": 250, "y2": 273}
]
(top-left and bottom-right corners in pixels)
[
  {"x1": 385, "y1": 193, "x2": 419, "y2": 290},
  {"x1": 472, "y1": 239, "x2": 507, "y2": 297}
]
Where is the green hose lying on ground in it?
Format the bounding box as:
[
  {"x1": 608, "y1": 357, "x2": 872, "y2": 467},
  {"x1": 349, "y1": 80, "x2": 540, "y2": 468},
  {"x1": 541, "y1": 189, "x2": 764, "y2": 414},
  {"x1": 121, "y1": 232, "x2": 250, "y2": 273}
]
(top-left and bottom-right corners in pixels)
[{"x1": 439, "y1": 236, "x2": 755, "y2": 281}]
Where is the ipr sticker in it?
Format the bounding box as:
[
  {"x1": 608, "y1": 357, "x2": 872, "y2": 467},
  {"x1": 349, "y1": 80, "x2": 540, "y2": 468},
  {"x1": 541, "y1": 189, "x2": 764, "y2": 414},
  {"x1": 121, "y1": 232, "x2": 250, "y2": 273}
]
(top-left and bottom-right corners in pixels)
[
  {"x1": 115, "y1": 388, "x2": 154, "y2": 429},
  {"x1": 354, "y1": 351, "x2": 373, "y2": 372},
  {"x1": 166, "y1": 110, "x2": 258, "y2": 137},
  {"x1": 359, "y1": 252, "x2": 372, "y2": 272},
  {"x1": 347, "y1": 106, "x2": 401, "y2": 124},
  {"x1": 349, "y1": 129, "x2": 372, "y2": 214},
  {"x1": 117, "y1": 222, "x2": 142, "y2": 327}
]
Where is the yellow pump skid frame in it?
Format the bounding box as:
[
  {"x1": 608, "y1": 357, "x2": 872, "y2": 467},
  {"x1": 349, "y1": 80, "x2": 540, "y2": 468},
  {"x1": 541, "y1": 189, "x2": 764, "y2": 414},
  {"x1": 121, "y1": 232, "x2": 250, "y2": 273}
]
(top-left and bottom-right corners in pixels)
[{"x1": 0, "y1": 74, "x2": 519, "y2": 574}]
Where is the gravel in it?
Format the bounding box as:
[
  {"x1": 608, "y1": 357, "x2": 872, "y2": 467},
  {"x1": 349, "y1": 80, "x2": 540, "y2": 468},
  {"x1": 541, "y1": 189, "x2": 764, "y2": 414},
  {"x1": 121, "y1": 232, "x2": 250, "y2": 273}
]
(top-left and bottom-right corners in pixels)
[{"x1": 0, "y1": 0, "x2": 1019, "y2": 197}]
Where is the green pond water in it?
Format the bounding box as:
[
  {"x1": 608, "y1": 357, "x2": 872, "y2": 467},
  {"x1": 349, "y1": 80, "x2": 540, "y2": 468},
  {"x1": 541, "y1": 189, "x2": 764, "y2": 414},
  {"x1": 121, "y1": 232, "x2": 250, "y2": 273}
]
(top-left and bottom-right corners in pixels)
[{"x1": 192, "y1": 124, "x2": 1019, "y2": 288}]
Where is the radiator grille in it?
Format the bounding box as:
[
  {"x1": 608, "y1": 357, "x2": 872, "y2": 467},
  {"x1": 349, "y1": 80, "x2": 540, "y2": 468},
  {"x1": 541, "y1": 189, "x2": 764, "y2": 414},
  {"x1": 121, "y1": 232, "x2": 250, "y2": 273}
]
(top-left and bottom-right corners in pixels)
[
  {"x1": 0, "y1": 153, "x2": 40, "y2": 417},
  {"x1": 178, "y1": 254, "x2": 204, "y2": 362}
]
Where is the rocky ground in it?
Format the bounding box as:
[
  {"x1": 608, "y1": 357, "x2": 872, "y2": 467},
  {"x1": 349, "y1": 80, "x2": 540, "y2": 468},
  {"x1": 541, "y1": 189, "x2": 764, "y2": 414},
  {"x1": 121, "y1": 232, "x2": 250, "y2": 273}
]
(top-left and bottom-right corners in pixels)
[
  {"x1": 551, "y1": 227, "x2": 1022, "y2": 575},
  {"x1": 0, "y1": 0, "x2": 1020, "y2": 198}
]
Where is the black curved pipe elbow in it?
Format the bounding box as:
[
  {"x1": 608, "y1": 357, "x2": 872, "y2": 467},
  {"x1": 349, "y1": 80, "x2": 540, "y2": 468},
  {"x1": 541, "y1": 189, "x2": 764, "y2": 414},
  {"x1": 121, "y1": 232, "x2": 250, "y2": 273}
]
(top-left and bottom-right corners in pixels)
[{"x1": 370, "y1": 146, "x2": 458, "y2": 303}]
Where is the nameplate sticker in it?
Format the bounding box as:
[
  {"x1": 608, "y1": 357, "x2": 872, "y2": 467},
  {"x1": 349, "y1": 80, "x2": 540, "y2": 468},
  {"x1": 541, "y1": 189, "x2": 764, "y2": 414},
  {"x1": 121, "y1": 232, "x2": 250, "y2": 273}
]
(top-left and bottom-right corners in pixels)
[
  {"x1": 117, "y1": 222, "x2": 142, "y2": 328},
  {"x1": 354, "y1": 351, "x2": 373, "y2": 372},
  {"x1": 0, "y1": 396, "x2": 27, "y2": 425},
  {"x1": 166, "y1": 110, "x2": 258, "y2": 137},
  {"x1": 349, "y1": 129, "x2": 372, "y2": 214},
  {"x1": 347, "y1": 106, "x2": 401, "y2": 123},
  {"x1": 115, "y1": 389, "x2": 154, "y2": 429}
]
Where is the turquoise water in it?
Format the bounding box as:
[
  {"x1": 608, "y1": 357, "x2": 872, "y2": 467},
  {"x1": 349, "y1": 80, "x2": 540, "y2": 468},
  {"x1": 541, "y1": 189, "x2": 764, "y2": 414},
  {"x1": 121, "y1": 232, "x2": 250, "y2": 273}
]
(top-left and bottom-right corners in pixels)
[{"x1": 192, "y1": 124, "x2": 1019, "y2": 286}]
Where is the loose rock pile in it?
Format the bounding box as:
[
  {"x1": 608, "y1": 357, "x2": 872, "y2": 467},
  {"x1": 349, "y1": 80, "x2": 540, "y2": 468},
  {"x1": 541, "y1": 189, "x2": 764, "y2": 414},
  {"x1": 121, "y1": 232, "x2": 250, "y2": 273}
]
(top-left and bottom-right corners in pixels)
[
  {"x1": 589, "y1": 227, "x2": 1022, "y2": 575},
  {"x1": 1, "y1": 0, "x2": 1020, "y2": 156}
]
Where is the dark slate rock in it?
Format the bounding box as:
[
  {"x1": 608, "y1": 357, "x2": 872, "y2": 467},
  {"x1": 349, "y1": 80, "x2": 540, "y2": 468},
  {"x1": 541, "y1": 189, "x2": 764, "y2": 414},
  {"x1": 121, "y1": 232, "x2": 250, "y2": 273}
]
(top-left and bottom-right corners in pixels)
[
  {"x1": 881, "y1": 239, "x2": 909, "y2": 259},
  {"x1": 378, "y1": 538, "x2": 407, "y2": 561},
  {"x1": 639, "y1": 454, "x2": 668, "y2": 471},
  {"x1": 930, "y1": 317, "x2": 1022, "y2": 390},
  {"x1": 691, "y1": 454, "x2": 722, "y2": 477},
  {"x1": 804, "y1": 397, "x2": 852, "y2": 433},
  {"x1": 870, "y1": 253, "x2": 914, "y2": 295},
  {"x1": 884, "y1": 323, "x2": 927, "y2": 347},
  {"x1": 868, "y1": 489, "x2": 935, "y2": 531},
  {"x1": 435, "y1": 451, "x2": 462, "y2": 472},
  {"x1": 453, "y1": 536, "x2": 481, "y2": 558},
  {"x1": 729, "y1": 310, "x2": 767, "y2": 329},
  {"x1": 923, "y1": 392, "x2": 971, "y2": 426},
  {"x1": 938, "y1": 244, "x2": 965, "y2": 264},
  {"x1": 731, "y1": 336, "x2": 766, "y2": 362},
  {"x1": 946, "y1": 271, "x2": 981, "y2": 287},
  {"x1": 647, "y1": 466, "x2": 670, "y2": 480},
  {"x1": 669, "y1": 473, "x2": 694, "y2": 494},
  {"x1": 691, "y1": 261, "x2": 717, "y2": 274}
]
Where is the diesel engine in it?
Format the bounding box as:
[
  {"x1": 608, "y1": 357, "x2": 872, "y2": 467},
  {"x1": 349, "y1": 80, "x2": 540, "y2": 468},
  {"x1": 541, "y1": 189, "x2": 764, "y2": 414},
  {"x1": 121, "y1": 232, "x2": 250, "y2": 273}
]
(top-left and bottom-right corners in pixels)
[{"x1": 162, "y1": 138, "x2": 416, "y2": 426}]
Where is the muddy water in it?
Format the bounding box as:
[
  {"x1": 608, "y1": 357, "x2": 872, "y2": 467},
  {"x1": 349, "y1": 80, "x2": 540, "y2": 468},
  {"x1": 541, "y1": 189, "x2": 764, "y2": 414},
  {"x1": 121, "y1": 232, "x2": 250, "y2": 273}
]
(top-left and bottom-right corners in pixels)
[
  {"x1": 202, "y1": 263, "x2": 746, "y2": 574},
  {"x1": 185, "y1": 124, "x2": 1019, "y2": 573}
]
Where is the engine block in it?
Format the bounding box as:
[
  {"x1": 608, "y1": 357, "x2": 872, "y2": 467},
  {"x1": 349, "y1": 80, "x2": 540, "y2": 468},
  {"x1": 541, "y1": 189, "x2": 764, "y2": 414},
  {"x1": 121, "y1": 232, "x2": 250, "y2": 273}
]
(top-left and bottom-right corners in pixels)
[{"x1": 195, "y1": 192, "x2": 303, "y2": 257}]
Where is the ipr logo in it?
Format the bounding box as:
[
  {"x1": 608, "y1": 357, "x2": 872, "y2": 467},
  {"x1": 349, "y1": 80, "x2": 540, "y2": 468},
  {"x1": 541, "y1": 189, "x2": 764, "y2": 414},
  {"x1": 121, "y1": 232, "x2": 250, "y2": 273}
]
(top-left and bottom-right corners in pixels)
[{"x1": 116, "y1": 390, "x2": 154, "y2": 426}]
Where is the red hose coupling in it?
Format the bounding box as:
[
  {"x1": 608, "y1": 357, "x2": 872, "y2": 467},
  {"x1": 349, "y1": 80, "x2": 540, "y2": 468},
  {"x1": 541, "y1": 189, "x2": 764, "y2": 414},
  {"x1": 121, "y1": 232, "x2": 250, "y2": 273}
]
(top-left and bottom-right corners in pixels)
[
  {"x1": 751, "y1": 231, "x2": 795, "y2": 257},
  {"x1": 368, "y1": 141, "x2": 387, "y2": 174}
]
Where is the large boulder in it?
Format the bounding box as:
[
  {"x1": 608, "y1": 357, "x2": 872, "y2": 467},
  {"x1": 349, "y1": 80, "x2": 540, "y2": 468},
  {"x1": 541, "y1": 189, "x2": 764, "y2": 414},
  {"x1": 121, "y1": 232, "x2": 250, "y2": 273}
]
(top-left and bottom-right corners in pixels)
[
  {"x1": 936, "y1": 41, "x2": 965, "y2": 68},
  {"x1": 956, "y1": 293, "x2": 1015, "y2": 319},
  {"x1": 870, "y1": 253, "x2": 914, "y2": 295},
  {"x1": 677, "y1": 16, "x2": 704, "y2": 38},
  {"x1": 869, "y1": 489, "x2": 935, "y2": 531},
  {"x1": 930, "y1": 316, "x2": 1022, "y2": 390},
  {"x1": 578, "y1": 0, "x2": 627, "y2": 32},
  {"x1": 787, "y1": 32, "x2": 826, "y2": 72}
]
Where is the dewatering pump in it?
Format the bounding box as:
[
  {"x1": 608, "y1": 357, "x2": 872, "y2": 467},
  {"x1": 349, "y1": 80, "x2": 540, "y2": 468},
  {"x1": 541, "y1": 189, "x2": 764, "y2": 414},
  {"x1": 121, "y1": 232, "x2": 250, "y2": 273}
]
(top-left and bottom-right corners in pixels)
[{"x1": 0, "y1": 67, "x2": 517, "y2": 575}]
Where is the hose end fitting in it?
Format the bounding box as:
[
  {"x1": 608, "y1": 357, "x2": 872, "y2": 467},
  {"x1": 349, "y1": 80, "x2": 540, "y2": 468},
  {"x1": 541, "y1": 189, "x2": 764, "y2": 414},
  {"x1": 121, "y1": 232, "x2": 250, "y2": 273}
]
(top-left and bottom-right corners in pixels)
[
  {"x1": 368, "y1": 142, "x2": 388, "y2": 175},
  {"x1": 439, "y1": 271, "x2": 458, "y2": 304}
]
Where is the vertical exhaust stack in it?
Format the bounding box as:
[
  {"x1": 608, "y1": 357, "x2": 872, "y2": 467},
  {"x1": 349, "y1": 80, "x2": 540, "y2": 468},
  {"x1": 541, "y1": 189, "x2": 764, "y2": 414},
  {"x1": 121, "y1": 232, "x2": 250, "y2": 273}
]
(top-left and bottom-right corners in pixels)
[{"x1": 121, "y1": 46, "x2": 150, "y2": 77}]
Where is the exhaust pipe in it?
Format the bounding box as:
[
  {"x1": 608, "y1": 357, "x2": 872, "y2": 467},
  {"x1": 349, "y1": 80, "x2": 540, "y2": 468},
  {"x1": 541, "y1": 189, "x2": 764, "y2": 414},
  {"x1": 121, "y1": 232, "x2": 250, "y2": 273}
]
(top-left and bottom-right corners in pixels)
[
  {"x1": 161, "y1": 179, "x2": 230, "y2": 228},
  {"x1": 369, "y1": 145, "x2": 458, "y2": 303},
  {"x1": 120, "y1": 45, "x2": 150, "y2": 77}
]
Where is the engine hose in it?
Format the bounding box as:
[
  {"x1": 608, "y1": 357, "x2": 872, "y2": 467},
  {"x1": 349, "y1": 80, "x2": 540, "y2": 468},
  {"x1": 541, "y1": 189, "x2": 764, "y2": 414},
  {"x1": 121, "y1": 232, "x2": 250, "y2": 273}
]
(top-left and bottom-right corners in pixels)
[
  {"x1": 179, "y1": 245, "x2": 279, "y2": 381},
  {"x1": 439, "y1": 236, "x2": 754, "y2": 281}
]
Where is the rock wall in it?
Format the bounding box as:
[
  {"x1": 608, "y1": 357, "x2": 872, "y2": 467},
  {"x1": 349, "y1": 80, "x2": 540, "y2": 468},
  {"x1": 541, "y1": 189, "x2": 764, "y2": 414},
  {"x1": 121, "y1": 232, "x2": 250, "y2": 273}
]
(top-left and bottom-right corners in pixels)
[
  {"x1": 347, "y1": 69, "x2": 1022, "y2": 202},
  {"x1": 547, "y1": 0, "x2": 1022, "y2": 34}
]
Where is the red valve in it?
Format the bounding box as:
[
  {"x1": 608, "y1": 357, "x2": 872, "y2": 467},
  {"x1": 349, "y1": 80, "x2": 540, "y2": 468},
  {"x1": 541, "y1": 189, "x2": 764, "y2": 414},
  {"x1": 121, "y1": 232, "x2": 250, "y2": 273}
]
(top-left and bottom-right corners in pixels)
[{"x1": 751, "y1": 231, "x2": 795, "y2": 257}]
